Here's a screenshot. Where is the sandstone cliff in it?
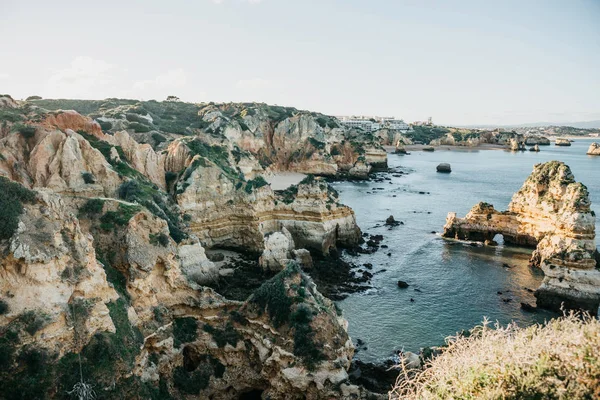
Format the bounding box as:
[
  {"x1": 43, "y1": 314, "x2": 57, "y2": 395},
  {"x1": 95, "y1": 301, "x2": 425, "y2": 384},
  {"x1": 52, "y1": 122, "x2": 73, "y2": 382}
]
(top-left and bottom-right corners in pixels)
[
  {"x1": 442, "y1": 161, "x2": 599, "y2": 314},
  {"x1": 0, "y1": 97, "x2": 382, "y2": 398}
]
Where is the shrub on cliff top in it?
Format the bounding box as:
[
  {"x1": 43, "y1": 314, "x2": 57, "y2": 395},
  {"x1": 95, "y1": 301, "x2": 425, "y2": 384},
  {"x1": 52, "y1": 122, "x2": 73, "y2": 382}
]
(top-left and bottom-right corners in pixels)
[
  {"x1": 391, "y1": 313, "x2": 600, "y2": 400},
  {"x1": 0, "y1": 177, "x2": 36, "y2": 240}
]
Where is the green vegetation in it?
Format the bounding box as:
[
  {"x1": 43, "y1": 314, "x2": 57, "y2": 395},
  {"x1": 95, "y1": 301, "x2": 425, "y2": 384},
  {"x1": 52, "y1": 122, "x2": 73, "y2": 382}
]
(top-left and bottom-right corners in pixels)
[
  {"x1": 20, "y1": 310, "x2": 50, "y2": 336},
  {"x1": 150, "y1": 232, "x2": 170, "y2": 247},
  {"x1": 79, "y1": 198, "x2": 105, "y2": 217},
  {"x1": 0, "y1": 299, "x2": 8, "y2": 315},
  {"x1": 0, "y1": 177, "x2": 36, "y2": 240},
  {"x1": 0, "y1": 109, "x2": 25, "y2": 123},
  {"x1": 152, "y1": 132, "x2": 167, "y2": 144},
  {"x1": 276, "y1": 184, "x2": 299, "y2": 205},
  {"x1": 299, "y1": 174, "x2": 315, "y2": 185},
  {"x1": 290, "y1": 304, "x2": 323, "y2": 370},
  {"x1": 202, "y1": 323, "x2": 240, "y2": 348},
  {"x1": 251, "y1": 266, "x2": 295, "y2": 327},
  {"x1": 30, "y1": 98, "x2": 139, "y2": 115},
  {"x1": 117, "y1": 179, "x2": 187, "y2": 243},
  {"x1": 173, "y1": 365, "x2": 211, "y2": 394},
  {"x1": 57, "y1": 298, "x2": 144, "y2": 397},
  {"x1": 308, "y1": 137, "x2": 326, "y2": 150},
  {"x1": 97, "y1": 252, "x2": 130, "y2": 301},
  {"x1": 76, "y1": 130, "x2": 141, "y2": 178},
  {"x1": 391, "y1": 313, "x2": 600, "y2": 400},
  {"x1": 13, "y1": 124, "x2": 36, "y2": 138},
  {"x1": 405, "y1": 126, "x2": 450, "y2": 144},
  {"x1": 264, "y1": 105, "x2": 297, "y2": 123},
  {"x1": 100, "y1": 203, "x2": 141, "y2": 231},
  {"x1": 186, "y1": 139, "x2": 241, "y2": 183},
  {"x1": 128, "y1": 122, "x2": 151, "y2": 133},
  {"x1": 250, "y1": 263, "x2": 323, "y2": 370},
  {"x1": 81, "y1": 171, "x2": 95, "y2": 184},
  {"x1": 244, "y1": 176, "x2": 269, "y2": 194},
  {"x1": 173, "y1": 317, "x2": 198, "y2": 348},
  {"x1": 97, "y1": 119, "x2": 113, "y2": 131}
]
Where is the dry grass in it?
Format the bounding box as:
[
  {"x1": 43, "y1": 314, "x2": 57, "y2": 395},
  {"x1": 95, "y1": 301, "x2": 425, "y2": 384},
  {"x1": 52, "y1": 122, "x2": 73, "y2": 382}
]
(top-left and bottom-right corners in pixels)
[{"x1": 390, "y1": 313, "x2": 600, "y2": 400}]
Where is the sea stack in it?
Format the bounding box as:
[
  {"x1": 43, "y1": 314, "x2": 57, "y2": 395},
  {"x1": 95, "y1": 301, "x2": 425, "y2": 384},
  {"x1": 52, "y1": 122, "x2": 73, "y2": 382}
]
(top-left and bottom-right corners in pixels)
[
  {"x1": 442, "y1": 161, "x2": 599, "y2": 314},
  {"x1": 587, "y1": 142, "x2": 600, "y2": 155}
]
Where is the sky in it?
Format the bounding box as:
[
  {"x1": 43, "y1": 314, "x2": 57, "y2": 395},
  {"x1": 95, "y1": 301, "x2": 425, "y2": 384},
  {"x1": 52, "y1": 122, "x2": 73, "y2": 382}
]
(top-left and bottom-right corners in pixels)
[{"x1": 1, "y1": 0, "x2": 599, "y2": 126}]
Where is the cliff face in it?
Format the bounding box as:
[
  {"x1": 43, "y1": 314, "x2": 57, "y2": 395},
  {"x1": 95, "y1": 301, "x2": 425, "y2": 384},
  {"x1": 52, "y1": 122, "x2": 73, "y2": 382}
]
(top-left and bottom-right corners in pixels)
[
  {"x1": 0, "y1": 98, "x2": 380, "y2": 398},
  {"x1": 0, "y1": 192, "x2": 365, "y2": 398},
  {"x1": 443, "y1": 161, "x2": 599, "y2": 314},
  {"x1": 0, "y1": 189, "x2": 119, "y2": 360},
  {"x1": 178, "y1": 158, "x2": 360, "y2": 253}
]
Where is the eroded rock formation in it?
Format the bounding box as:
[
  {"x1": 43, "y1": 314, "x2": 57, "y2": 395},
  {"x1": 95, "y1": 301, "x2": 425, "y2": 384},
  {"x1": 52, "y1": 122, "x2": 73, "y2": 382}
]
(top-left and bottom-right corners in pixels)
[
  {"x1": 587, "y1": 142, "x2": 600, "y2": 156},
  {"x1": 0, "y1": 97, "x2": 384, "y2": 398},
  {"x1": 442, "y1": 161, "x2": 599, "y2": 313}
]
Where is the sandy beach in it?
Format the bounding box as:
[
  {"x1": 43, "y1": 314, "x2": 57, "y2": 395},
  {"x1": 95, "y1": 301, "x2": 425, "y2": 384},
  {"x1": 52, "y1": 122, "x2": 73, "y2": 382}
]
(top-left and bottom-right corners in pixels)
[{"x1": 265, "y1": 172, "x2": 307, "y2": 190}]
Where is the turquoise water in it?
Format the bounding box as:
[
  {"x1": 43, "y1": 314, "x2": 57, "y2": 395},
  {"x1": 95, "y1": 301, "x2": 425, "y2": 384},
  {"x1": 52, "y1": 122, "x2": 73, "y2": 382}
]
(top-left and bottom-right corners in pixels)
[{"x1": 333, "y1": 139, "x2": 600, "y2": 362}]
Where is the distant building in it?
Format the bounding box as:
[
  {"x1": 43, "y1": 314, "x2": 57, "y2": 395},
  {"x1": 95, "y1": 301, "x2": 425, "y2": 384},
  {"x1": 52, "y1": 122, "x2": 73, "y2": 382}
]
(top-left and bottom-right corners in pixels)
[{"x1": 337, "y1": 116, "x2": 409, "y2": 132}]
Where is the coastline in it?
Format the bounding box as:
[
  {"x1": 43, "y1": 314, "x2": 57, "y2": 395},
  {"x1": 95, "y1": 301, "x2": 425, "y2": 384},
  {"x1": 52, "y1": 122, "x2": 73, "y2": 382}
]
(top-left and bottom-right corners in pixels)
[{"x1": 384, "y1": 144, "x2": 507, "y2": 153}]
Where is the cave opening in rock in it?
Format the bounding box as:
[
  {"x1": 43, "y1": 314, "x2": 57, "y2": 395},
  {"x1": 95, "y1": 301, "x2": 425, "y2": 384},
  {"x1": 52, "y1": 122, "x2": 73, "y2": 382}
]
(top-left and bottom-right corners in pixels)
[{"x1": 238, "y1": 389, "x2": 264, "y2": 400}]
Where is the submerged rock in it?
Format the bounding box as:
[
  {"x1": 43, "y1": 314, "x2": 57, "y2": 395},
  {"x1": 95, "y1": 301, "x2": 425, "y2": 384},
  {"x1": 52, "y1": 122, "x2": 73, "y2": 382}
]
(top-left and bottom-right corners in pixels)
[
  {"x1": 521, "y1": 302, "x2": 537, "y2": 312},
  {"x1": 442, "y1": 161, "x2": 599, "y2": 314}
]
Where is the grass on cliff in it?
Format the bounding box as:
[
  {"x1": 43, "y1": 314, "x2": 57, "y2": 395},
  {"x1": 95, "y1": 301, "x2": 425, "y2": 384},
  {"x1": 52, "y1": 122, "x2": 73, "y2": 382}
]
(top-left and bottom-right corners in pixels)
[
  {"x1": 250, "y1": 263, "x2": 324, "y2": 370},
  {"x1": 0, "y1": 177, "x2": 37, "y2": 240},
  {"x1": 391, "y1": 313, "x2": 600, "y2": 400}
]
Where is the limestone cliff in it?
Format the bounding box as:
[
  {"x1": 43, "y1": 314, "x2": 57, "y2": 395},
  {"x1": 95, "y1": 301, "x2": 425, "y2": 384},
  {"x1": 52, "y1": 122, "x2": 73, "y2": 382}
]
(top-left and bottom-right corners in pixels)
[
  {"x1": 442, "y1": 161, "x2": 599, "y2": 313},
  {"x1": 0, "y1": 181, "x2": 374, "y2": 399},
  {"x1": 0, "y1": 97, "x2": 380, "y2": 398}
]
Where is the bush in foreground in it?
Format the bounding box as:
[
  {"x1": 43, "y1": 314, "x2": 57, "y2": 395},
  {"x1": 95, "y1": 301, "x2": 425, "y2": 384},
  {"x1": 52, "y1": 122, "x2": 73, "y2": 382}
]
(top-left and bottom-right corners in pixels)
[{"x1": 391, "y1": 313, "x2": 600, "y2": 399}]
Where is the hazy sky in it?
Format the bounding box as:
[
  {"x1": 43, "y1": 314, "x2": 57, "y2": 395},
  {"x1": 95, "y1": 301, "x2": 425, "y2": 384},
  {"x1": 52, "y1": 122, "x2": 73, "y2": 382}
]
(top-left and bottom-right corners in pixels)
[{"x1": 1, "y1": 0, "x2": 599, "y2": 125}]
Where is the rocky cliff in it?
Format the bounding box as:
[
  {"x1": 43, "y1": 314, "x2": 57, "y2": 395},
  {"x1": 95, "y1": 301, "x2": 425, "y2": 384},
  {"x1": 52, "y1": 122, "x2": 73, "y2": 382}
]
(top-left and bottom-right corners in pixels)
[
  {"x1": 442, "y1": 161, "x2": 599, "y2": 314},
  {"x1": 0, "y1": 97, "x2": 383, "y2": 398},
  {"x1": 587, "y1": 142, "x2": 600, "y2": 155}
]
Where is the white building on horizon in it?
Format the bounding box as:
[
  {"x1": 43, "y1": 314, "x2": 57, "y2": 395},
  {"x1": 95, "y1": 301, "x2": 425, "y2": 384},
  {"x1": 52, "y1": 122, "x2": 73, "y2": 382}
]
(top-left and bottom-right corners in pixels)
[{"x1": 337, "y1": 115, "x2": 409, "y2": 132}]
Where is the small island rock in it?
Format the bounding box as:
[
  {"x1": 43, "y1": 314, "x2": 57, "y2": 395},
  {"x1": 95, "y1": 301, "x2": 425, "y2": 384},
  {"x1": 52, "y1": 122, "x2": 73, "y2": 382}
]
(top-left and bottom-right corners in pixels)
[{"x1": 436, "y1": 163, "x2": 452, "y2": 173}]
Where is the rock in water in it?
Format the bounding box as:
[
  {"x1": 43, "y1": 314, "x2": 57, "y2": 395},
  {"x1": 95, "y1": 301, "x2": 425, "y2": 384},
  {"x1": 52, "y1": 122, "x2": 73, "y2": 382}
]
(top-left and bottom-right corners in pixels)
[
  {"x1": 397, "y1": 280, "x2": 410, "y2": 288},
  {"x1": 422, "y1": 146, "x2": 435, "y2": 152},
  {"x1": 442, "y1": 161, "x2": 599, "y2": 314},
  {"x1": 521, "y1": 302, "x2": 537, "y2": 312},
  {"x1": 555, "y1": 138, "x2": 571, "y2": 146},
  {"x1": 436, "y1": 163, "x2": 452, "y2": 173},
  {"x1": 385, "y1": 215, "x2": 401, "y2": 227},
  {"x1": 587, "y1": 142, "x2": 600, "y2": 155}
]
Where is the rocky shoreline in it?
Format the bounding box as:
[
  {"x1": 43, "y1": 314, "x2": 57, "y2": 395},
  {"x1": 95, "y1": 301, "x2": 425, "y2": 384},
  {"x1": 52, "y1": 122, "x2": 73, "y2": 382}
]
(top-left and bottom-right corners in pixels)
[{"x1": 442, "y1": 161, "x2": 600, "y2": 314}]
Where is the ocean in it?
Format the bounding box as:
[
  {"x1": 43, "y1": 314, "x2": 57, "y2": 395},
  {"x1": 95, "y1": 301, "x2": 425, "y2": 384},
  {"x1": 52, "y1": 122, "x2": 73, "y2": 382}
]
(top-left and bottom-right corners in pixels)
[{"x1": 332, "y1": 138, "x2": 600, "y2": 362}]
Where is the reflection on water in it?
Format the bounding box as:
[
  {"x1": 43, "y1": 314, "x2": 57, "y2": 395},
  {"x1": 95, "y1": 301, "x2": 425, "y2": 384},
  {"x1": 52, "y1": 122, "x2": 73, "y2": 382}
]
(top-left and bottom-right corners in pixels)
[{"x1": 334, "y1": 139, "x2": 599, "y2": 362}]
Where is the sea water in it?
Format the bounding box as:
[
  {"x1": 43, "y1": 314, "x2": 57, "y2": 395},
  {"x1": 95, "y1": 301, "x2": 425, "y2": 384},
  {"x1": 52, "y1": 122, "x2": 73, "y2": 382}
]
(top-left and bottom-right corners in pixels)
[{"x1": 333, "y1": 139, "x2": 600, "y2": 362}]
